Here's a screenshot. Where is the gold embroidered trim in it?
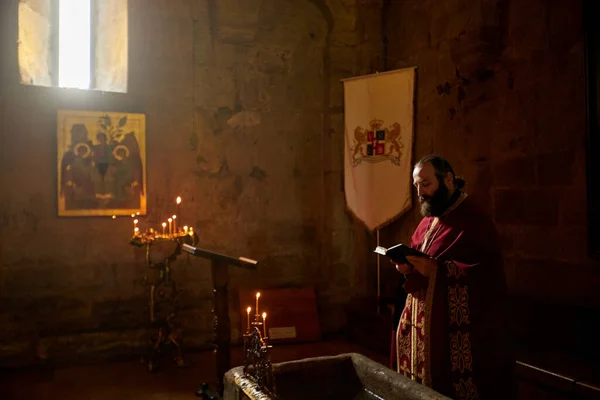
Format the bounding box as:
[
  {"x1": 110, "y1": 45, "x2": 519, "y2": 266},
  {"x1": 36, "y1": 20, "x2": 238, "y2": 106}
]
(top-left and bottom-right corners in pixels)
[
  {"x1": 421, "y1": 217, "x2": 440, "y2": 253},
  {"x1": 411, "y1": 296, "x2": 418, "y2": 380},
  {"x1": 397, "y1": 295, "x2": 411, "y2": 376},
  {"x1": 450, "y1": 331, "x2": 473, "y2": 373},
  {"x1": 447, "y1": 262, "x2": 461, "y2": 279},
  {"x1": 422, "y1": 256, "x2": 437, "y2": 386},
  {"x1": 446, "y1": 261, "x2": 479, "y2": 400},
  {"x1": 454, "y1": 378, "x2": 480, "y2": 400},
  {"x1": 448, "y1": 285, "x2": 470, "y2": 326}
]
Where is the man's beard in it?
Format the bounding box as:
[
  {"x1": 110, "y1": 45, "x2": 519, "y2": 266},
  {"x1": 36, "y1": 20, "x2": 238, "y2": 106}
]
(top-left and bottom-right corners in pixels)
[{"x1": 419, "y1": 183, "x2": 451, "y2": 217}]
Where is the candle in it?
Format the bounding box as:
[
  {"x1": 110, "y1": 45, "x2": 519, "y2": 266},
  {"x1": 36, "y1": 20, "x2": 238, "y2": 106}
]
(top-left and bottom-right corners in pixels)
[
  {"x1": 262, "y1": 312, "x2": 267, "y2": 337},
  {"x1": 176, "y1": 196, "x2": 182, "y2": 219},
  {"x1": 246, "y1": 307, "x2": 251, "y2": 331},
  {"x1": 130, "y1": 213, "x2": 135, "y2": 218},
  {"x1": 168, "y1": 218, "x2": 172, "y2": 235},
  {"x1": 255, "y1": 292, "x2": 260, "y2": 316},
  {"x1": 162, "y1": 222, "x2": 166, "y2": 235},
  {"x1": 189, "y1": 227, "x2": 194, "y2": 236},
  {"x1": 134, "y1": 227, "x2": 139, "y2": 235},
  {"x1": 112, "y1": 215, "x2": 116, "y2": 219},
  {"x1": 133, "y1": 219, "x2": 138, "y2": 234},
  {"x1": 172, "y1": 215, "x2": 177, "y2": 234},
  {"x1": 183, "y1": 226, "x2": 188, "y2": 234}
]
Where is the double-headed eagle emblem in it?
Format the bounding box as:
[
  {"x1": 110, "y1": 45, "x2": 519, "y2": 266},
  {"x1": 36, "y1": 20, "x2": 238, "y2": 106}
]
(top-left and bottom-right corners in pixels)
[{"x1": 350, "y1": 119, "x2": 403, "y2": 167}]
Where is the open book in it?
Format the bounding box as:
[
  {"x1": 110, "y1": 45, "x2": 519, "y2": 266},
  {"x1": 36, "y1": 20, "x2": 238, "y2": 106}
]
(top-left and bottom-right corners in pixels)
[{"x1": 374, "y1": 244, "x2": 431, "y2": 265}]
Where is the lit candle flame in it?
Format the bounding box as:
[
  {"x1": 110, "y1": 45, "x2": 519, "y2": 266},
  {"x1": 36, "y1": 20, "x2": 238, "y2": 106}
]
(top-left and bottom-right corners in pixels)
[
  {"x1": 131, "y1": 214, "x2": 135, "y2": 218},
  {"x1": 112, "y1": 215, "x2": 116, "y2": 219},
  {"x1": 176, "y1": 196, "x2": 182, "y2": 205}
]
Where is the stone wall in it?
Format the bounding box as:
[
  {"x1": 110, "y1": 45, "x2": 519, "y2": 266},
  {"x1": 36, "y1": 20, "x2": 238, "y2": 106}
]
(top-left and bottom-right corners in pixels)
[
  {"x1": 17, "y1": 0, "x2": 52, "y2": 86},
  {"x1": 0, "y1": 0, "x2": 382, "y2": 366},
  {"x1": 381, "y1": 0, "x2": 600, "y2": 362},
  {"x1": 94, "y1": 0, "x2": 128, "y2": 92}
]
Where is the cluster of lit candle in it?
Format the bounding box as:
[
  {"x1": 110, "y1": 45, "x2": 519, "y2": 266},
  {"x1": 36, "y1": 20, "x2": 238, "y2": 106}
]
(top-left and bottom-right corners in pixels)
[
  {"x1": 113, "y1": 196, "x2": 196, "y2": 240},
  {"x1": 246, "y1": 292, "x2": 268, "y2": 338}
]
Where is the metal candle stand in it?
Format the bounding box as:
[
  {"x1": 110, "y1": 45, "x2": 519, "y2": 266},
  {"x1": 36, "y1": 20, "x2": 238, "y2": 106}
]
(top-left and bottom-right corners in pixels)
[
  {"x1": 128, "y1": 221, "x2": 262, "y2": 399},
  {"x1": 242, "y1": 321, "x2": 276, "y2": 399},
  {"x1": 130, "y1": 229, "x2": 199, "y2": 373}
]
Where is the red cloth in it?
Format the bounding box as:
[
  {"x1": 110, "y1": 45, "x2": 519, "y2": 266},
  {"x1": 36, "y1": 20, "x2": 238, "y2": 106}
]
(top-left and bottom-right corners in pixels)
[{"x1": 397, "y1": 195, "x2": 515, "y2": 399}]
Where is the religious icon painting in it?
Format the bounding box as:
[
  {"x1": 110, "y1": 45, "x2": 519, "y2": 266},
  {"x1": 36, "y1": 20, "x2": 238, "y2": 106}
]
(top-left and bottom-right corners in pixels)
[{"x1": 57, "y1": 110, "x2": 147, "y2": 217}]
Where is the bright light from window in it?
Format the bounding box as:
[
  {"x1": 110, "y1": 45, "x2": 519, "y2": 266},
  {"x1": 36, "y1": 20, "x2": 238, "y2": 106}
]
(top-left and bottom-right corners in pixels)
[{"x1": 58, "y1": 0, "x2": 91, "y2": 89}]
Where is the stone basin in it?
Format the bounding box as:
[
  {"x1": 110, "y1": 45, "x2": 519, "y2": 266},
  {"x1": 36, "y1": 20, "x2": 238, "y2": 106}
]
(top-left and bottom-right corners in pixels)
[{"x1": 224, "y1": 352, "x2": 450, "y2": 400}]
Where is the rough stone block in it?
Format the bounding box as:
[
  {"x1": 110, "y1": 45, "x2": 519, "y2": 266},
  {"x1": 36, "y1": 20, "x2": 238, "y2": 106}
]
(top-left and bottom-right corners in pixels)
[
  {"x1": 494, "y1": 188, "x2": 560, "y2": 226},
  {"x1": 237, "y1": 69, "x2": 272, "y2": 111},
  {"x1": 38, "y1": 329, "x2": 150, "y2": 365},
  {"x1": 133, "y1": 0, "x2": 192, "y2": 17},
  {"x1": 331, "y1": 31, "x2": 360, "y2": 47},
  {"x1": 330, "y1": 45, "x2": 358, "y2": 75},
  {"x1": 190, "y1": 0, "x2": 210, "y2": 21},
  {"x1": 193, "y1": 13, "x2": 213, "y2": 64},
  {"x1": 286, "y1": 72, "x2": 325, "y2": 112},
  {"x1": 214, "y1": 0, "x2": 261, "y2": 43},
  {"x1": 327, "y1": 126, "x2": 345, "y2": 173},
  {"x1": 176, "y1": 309, "x2": 214, "y2": 331},
  {"x1": 559, "y1": 187, "x2": 588, "y2": 226},
  {"x1": 327, "y1": 182, "x2": 352, "y2": 230},
  {"x1": 536, "y1": 150, "x2": 577, "y2": 186},
  {"x1": 496, "y1": 225, "x2": 515, "y2": 255},
  {"x1": 194, "y1": 65, "x2": 237, "y2": 110},
  {"x1": 17, "y1": 0, "x2": 52, "y2": 86},
  {"x1": 512, "y1": 259, "x2": 600, "y2": 305},
  {"x1": 258, "y1": 253, "x2": 319, "y2": 287},
  {"x1": 492, "y1": 156, "x2": 536, "y2": 187},
  {"x1": 325, "y1": 0, "x2": 358, "y2": 31},
  {"x1": 90, "y1": 298, "x2": 147, "y2": 331},
  {"x1": 511, "y1": 226, "x2": 562, "y2": 259},
  {"x1": 249, "y1": 46, "x2": 291, "y2": 75},
  {"x1": 555, "y1": 227, "x2": 590, "y2": 262},
  {"x1": 329, "y1": 72, "x2": 346, "y2": 108}
]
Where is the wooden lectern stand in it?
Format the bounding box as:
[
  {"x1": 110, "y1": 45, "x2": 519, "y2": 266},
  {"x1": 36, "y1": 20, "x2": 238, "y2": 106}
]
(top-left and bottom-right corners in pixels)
[{"x1": 181, "y1": 244, "x2": 258, "y2": 398}]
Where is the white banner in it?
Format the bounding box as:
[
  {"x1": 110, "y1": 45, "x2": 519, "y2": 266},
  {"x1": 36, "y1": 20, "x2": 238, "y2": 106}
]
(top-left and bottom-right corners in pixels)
[{"x1": 343, "y1": 67, "x2": 416, "y2": 232}]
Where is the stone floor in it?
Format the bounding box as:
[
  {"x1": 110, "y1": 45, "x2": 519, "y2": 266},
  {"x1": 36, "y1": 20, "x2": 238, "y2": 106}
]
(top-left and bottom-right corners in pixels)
[{"x1": 0, "y1": 340, "x2": 387, "y2": 400}]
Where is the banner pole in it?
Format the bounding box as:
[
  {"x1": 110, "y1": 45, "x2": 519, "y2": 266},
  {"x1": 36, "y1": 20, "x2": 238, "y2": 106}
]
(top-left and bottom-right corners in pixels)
[{"x1": 376, "y1": 229, "x2": 381, "y2": 314}]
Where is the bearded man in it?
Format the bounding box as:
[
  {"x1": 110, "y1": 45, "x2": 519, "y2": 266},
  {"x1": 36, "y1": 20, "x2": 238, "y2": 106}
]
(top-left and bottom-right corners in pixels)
[{"x1": 395, "y1": 155, "x2": 515, "y2": 400}]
